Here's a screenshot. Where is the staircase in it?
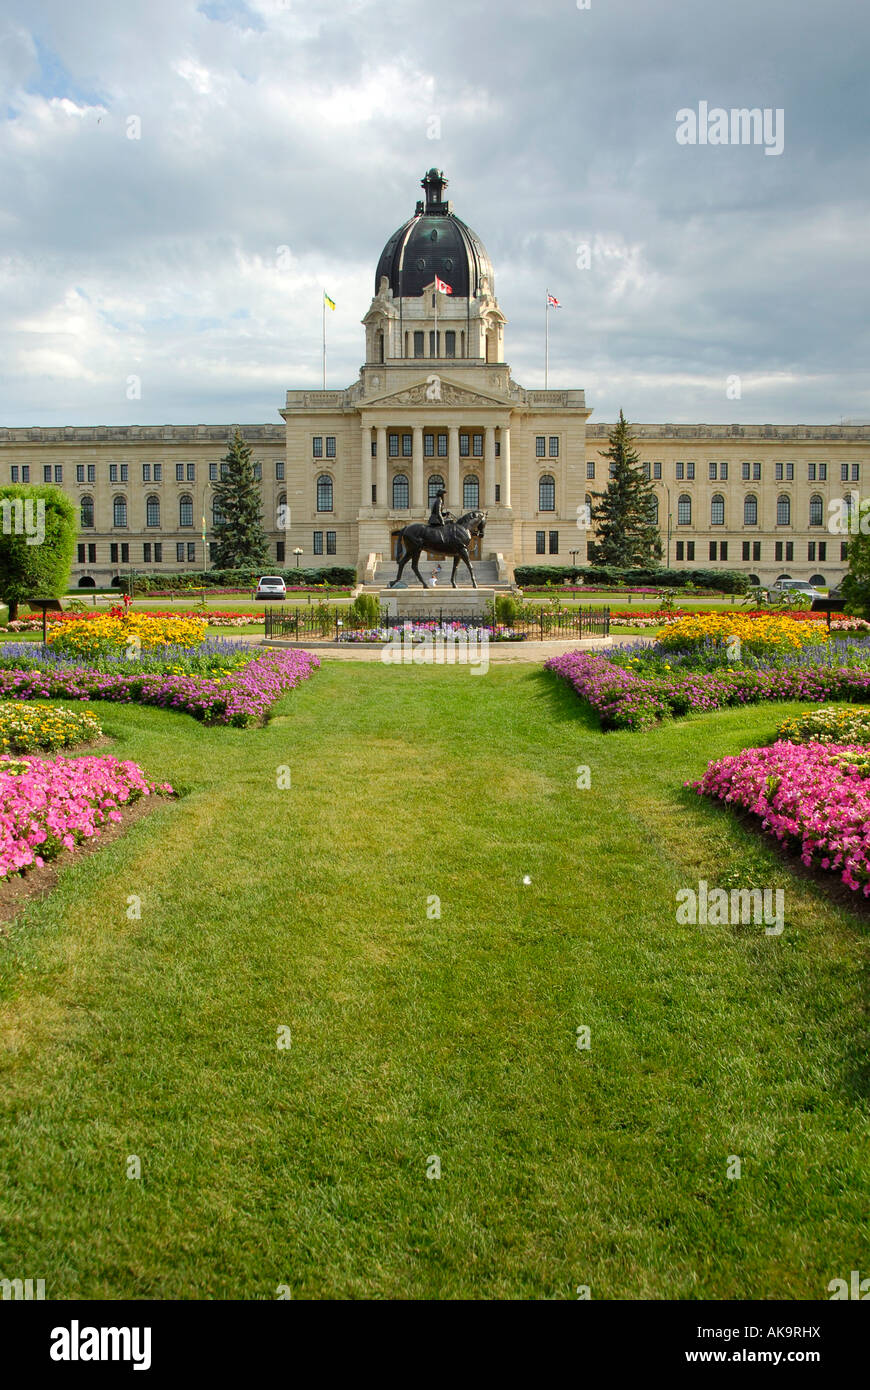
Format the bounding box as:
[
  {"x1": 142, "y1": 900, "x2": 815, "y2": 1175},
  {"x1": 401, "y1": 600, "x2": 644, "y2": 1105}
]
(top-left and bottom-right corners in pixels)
[{"x1": 367, "y1": 558, "x2": 509, "y2": 589}]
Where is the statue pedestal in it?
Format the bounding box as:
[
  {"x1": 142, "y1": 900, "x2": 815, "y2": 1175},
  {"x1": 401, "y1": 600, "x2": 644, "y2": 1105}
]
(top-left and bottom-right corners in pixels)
[{"x1": 378, "y1": 587, "x2": 495, "y2": 619}]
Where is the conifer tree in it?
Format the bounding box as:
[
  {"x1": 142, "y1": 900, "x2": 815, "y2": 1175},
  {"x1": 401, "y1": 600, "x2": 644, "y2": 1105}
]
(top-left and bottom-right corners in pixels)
[
  {"x1": 587, "y1": 411, "x2": 662, "y2": 567},
  {"x1": 211, "y1": 430, "x2": 270, "y2": 570}
]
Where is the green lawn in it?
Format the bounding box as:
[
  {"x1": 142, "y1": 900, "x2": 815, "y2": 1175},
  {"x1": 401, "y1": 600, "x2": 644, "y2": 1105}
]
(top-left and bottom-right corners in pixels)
[{"x1": 0, "y1": 663, "x2": 866, "y2": 1299}]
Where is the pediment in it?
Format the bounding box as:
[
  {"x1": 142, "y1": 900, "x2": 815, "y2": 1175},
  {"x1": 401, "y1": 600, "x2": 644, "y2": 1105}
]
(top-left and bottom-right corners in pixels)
[{"x1": 363, "y1": 376, "x2": 510, "y2": 410}]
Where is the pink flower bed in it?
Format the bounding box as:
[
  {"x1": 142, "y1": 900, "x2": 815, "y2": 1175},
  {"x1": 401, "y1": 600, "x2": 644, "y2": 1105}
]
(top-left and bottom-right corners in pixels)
[
  {"x1": 689, "y1": 741, "x2": 870, "y2": 895},
  {"x1": 0, "y1": 754, "x2": 174, "y2": 880}
]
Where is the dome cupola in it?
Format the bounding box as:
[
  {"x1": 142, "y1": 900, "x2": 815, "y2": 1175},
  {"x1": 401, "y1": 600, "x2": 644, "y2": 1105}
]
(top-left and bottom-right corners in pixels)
[{"x1": 374, "y1": 169, "x2": 494, "y2": 301}]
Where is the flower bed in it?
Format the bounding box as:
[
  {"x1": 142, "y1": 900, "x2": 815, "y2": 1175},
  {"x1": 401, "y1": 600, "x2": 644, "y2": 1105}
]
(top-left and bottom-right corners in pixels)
[
  {"x1": 47, "y1": 613, "x2": 207, "y2": 659},
  {"x1": 658, "y1": 612, "x2": 828, "y2": 656},
  {"x1": 0, "y1": 649, "x2": 320, "y2": 727},
  {"x1": 689, "y1": 741, "x2": 870, "y2": 895},
  {"x1": 0, "y1": 702, "x2": 102, "y2": 753},
  {"x1": 8, "y1": 609, "x2": 266, "y2": 631},
  {"x1": 547, "y1": 648, "x2": 870, "y2": 731},
  {"x1": 607, "y1": 608, "x2": 870, "y2": 632},
  {"x1": 0, "y1": 754, "x2": 174, "y2": 880},
  {"x1": 776, "y1": 706, "x2": 870, "y2": 745}
]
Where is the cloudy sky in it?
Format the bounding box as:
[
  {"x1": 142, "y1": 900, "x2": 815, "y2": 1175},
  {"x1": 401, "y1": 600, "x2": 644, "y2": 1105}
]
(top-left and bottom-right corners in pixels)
[{"x1": 1, "y1": 0, "x2": 868, "y2": 428}]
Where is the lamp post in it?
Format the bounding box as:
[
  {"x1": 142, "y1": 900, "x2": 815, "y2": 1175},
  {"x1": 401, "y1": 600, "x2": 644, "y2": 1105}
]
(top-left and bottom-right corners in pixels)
[
  {"x1": 293, "y1": 547, "x2": 303, "y2": 568},
  {"x1": 569, "y1": 548, "x2": 579, "y2": 582}
]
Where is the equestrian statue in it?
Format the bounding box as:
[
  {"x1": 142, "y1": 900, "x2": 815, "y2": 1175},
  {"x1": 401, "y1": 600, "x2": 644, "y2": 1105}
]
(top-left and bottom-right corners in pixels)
[{"x1": 391, "y1": 488, "x2": 487, "y2": 589}]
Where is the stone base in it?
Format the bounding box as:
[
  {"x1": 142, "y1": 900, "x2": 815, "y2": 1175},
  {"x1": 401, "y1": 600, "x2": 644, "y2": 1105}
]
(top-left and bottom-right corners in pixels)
[{"x1": 378, "y1": 586, "x2": 495, "y2": 618}]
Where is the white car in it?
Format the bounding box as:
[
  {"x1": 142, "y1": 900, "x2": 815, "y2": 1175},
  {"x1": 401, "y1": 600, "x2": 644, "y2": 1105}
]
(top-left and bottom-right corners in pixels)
[
  {"x1": 767, "y1": 579, "x2": 824, "y2": 601},
  {"x1": 255, "y1": 576, "x2": 287, "y2": 601}
]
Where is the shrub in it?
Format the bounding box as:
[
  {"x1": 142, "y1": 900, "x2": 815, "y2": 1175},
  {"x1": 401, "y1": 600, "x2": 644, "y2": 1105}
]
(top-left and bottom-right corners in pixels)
[
  {"x1": 495, "y1": 594, "x2": 520, "y2": 625},
  {"x1": 0, "y1": 485, "x2": 77, "y2": 621},
  {"x1": 347, "y1": 592, "x2": 382, "y2": 629},
  {"x1": 513, "y1": 564, "x2": 748, "y2": 593}
]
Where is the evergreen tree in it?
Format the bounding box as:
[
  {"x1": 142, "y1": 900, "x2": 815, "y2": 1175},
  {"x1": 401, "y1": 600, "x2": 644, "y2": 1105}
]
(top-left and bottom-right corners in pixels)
[
  {"x1": 841, "y1": 527, "x2": 870, "y2": 618},
  {"x1": 211, "y1": 430, "x2": 270, "y2": 570},
  {"x1": 587, "y1": 411, "x2": 663, "y2": 567}
]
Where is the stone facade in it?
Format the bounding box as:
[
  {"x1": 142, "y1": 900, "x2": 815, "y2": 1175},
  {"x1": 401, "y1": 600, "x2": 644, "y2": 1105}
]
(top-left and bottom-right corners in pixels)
[{"x1": 0, "y1": 170, "x2": 866, "y2": 590}]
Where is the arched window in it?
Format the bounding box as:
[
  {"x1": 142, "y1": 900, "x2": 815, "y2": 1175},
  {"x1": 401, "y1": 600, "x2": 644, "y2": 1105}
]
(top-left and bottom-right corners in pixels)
[
  {"x1": 213, "y1": 497, "x2": 224, "y2": 528},
  {"x1": 179, "y1": 494, "x2": 193, "y2": 527},
  {"x1": 113, "y1": 496, "x2": 127, "y2": 528},
  {"x1": 710, "y1": 493, "x2": 725, "y2": 526},
  {"x1": 392, "y1": 473, "x2": 409, "y2": 509},
  {"x1": 776, "y1": 494, "x2": 791, "y2": 526},
  {"x1": 463, "y1": 474, "x2": 480, "y2": 509},
  {"x1": 844, "y1": 492, "x2": 855, "y2": 517},
  {"x1": 538, "y1": 473, "x2": 555, "y2": 511},
  {"x1": 748, "y1": 573, "x2": 760, "y2": 586},
  {"x1": 649, "y1": 494, "x2": 659, "y2": 525},
  {"x1": 145, "y1": 495, "x2": 160, "y2": 528},
  {"x1": 744, "y1": 494, "x2": 758, "y2": 526},
  {"x1": 428, "y1": 474, "x2": 445, "y2": 507},
  {"x1": 80, "y1": 495, "x2": 94, "y2": 528},
  {"x1": 677, "y1": 493, "x2": 692, "y2": 525},
  {"x1": 809, "y1": 494, "x2": 823, "y2": 527},
  {"x1": 316, "y1": 474, "x2": 333, "y2": 512},
  {"x1": 810, "y1": 574, "x2": 826, "y2": 587}
]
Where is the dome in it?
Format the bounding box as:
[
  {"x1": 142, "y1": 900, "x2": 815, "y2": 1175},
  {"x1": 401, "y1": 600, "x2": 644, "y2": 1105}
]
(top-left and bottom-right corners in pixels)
[{"x1": 374, "y1": 169, "x2": 494, "y2": 301}]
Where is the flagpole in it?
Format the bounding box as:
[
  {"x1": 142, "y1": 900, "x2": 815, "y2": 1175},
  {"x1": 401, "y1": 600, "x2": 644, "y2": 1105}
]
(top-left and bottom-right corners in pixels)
[
  {"x1": 545, "y1": 288, "x2": 549, "y2": 389},
  {"x1": 433, "y1": 281, "x2": 438, "y2": 359},
  {"x1": 322, "y1": 291, "x2": 326, "y2": 390}
]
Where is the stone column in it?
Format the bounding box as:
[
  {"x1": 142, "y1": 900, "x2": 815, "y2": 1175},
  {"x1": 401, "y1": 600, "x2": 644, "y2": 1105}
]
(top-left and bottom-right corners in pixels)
[
  {"x1": 376, "y1": 426, "x2": 387, "y2": 509},
  {"x1": 360, "y1": 422, "x2": 371, "y2": 507},
  {"x1": 484, "y1": 425, "x2": 496, "y2": 508},
  {"x1": 448, "y1": 425, "x2": 460, "y2": 513},
  {"x1": 412, "y1": 426, "x2": 424, "y2": 510},
  {"x1": 500, "y1": 425, "x2": 511, "y2": 509}
]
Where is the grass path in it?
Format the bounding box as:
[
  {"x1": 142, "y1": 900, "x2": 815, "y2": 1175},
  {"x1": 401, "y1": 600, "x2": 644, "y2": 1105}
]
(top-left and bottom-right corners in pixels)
[{"x1": 0, "y1": 663, "x2": 866, "y2": 1299}]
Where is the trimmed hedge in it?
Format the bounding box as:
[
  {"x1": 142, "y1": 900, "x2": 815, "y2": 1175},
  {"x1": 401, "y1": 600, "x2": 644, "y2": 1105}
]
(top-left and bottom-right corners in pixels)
[
  {"x1": 130, "y1": 566, "x2": 355, "y2": 592},
  {"x1": 514, "y1": 565, "x2": 749, "y2": 594}
]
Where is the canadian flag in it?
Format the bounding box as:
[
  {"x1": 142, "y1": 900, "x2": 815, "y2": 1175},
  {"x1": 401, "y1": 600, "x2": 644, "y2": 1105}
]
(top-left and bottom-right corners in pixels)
[
  {"x1": 547, "y1": 293, "x2": 561, "y2": 308},
  {"x1": 434, "y1": 276, "x2": 453, "y2": 294}
]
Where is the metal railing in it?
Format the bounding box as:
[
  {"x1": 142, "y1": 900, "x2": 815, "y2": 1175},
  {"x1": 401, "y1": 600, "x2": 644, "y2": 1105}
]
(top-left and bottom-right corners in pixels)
[{"x1": 264, "y1": 605, "x2": 610, "y2": 641}]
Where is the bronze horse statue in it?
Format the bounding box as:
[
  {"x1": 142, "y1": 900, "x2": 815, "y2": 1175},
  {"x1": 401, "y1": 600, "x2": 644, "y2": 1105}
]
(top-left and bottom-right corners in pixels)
[{"x1": 391, "y1": 510, "x2": 487, "y2": 589}]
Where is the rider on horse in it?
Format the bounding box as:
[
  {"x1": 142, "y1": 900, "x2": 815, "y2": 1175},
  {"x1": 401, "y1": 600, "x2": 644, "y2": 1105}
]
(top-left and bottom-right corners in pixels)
[{"x1": 427, "y1": 488, "x2": 454, "y2": 533}]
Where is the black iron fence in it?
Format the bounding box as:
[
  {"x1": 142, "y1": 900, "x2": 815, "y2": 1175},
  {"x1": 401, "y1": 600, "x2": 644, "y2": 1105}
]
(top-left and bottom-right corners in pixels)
[{"x1": 263, "y1": 605, "x2": 610, "y2": 641}]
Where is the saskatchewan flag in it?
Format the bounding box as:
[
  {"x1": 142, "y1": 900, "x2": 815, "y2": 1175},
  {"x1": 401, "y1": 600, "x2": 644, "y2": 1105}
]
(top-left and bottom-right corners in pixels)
[
  {"x1": 201, "y1": 516, "x2": 207, "y2": 543},
  {"x1": 323, "y1": 291, "x2": 336, "y2": 311}
]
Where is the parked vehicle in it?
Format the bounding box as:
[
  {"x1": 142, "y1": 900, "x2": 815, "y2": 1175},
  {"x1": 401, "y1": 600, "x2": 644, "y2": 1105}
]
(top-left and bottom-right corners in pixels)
[
  {"x1": 766, "y1": 579, "x2": 824, "y2": 601},
  {"x1": 255, "y1": 576, "x2": 287, "y2": 601}
]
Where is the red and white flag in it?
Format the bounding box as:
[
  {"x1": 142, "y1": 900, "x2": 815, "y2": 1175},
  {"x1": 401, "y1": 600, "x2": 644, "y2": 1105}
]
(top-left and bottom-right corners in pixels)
[
  {"x1": 435, "y1": 276, "x2": 453, "y2": 294},
  {"x1": 547, "y1": 292, "x2": 561, "y2": 308}
]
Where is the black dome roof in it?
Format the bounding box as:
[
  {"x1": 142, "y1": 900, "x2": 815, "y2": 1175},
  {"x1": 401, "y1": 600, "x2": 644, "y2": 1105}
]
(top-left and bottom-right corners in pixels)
[{"x1": 375, "y1": 169, "x2": 494, "y2": 300}]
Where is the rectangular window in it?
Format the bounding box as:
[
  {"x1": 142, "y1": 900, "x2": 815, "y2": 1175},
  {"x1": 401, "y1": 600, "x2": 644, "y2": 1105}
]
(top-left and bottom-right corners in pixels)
[
  {"x1": 742, "y1": 461, "x2": 750, "y2": 480},
  {"x1": 437, "y1": 433, "x2": 448, "y2": 457},
  {"x1": 110, "y1": 463, "x2": 119, "y2": 482},
  {"x1": 275, "y1": 461, "x2": 285, "y2": 480},
  {"x1": 786, "y1": 542, "x2": 794, "y2": 561},
  {"x1": 388, "y1": 434, "x2": 399, "y2": 457},
  {"x1": 841, "y1": 462, "x2": 849, "y2": 481},
  {"x1": 424, "y1": 434, "x2": 434, "y2": 457},
  {"x1": 44, "y1": 465, "x2": 52, "y2": 482},
  {"x1": 110, "y1": 543, "x2": 119, "y2": 562},
  {"x1": 808, "y1": 462, "x2": 816, "y2": 481},
  {"x1": 709, "y1": 541, "x2": 717, "y2": 561},
  {"x1": 808, "y1": 542, "x2": 816, "y2": 561},
  {"x1": 752, "y1": 462, "x2": 761, "y2": 480},
  {"x1": 53, "y1": 464, "x2": 61, "y2": 482},
  {"x1": 209, "y1": 462, "x2": 217, "y2": 480},
  {"x1": 459, "y1": 433, "x2": 470, "y2": 456},
  {"x1": 535, "y1": 530, "x2": 546, "y2": 554},
  {"x1": 753, "y1": 542, "x2": 761, "y2": 561},
  {"x1": 786, "y1": 462, "x2": 793, "y2": 480},
  {"x1": 21, "y1": 465, "x2": 29, "y2": 482},
  {"x1": 153, "y1": 464, "x2": 161, "y2": 482},
  {"x1": 119, "y1": 464, "x2": 127, "y2": 482},
  {"x1": 819, "y1": 541, "x2": 827, "y2": 561},
  {"x1": 686, "y1": 462, "x2": 695, "y2": 479},
  {"x1": 143, "y1": 543, "x2": 151, "y2": 562},
  {"x1": 176, "y1": 463, "x2": 184, "y2": 481},
  {"x1": 445, "y1": 330, "x2": 456, "y2": 357},
  {"x1": 675, "y1": 462, "x2": 684, "y2": 480},
  {"x1": 88, "y1": 543, "x2": 97, "y2": 563},
  {"x1": 852, "y1": 463, "x2": 860, "y2": 481},
  {"x1": 76, "y1": 464, "x2": 85, "y2": 482},
  {"x1": 549, "y1": 437, "x2": 559, "y2": 457},
  {"x1": 326, "y1": 437, "x2": 336, "y2": 458},
  {"x1": 842, "y1": 541, "x2": 849, "y2": 560},
  {"x1": 253, "y1": 461, "x2": 261, "y2": 480},
  {"x1": 10, "y1": 466, "x2": 18, "y2": 482},
  {"x1": 742, "y1": 541, "x2": 750, "y2": 560},
  {"x1": 495, "y1": 484, "x2": 501, "y2": 502},
  {"x1": 428, "y1": 331, "x2": 438, "y2": 357},
  {"x1": 402, "y1": 434, "x2": 412, "y2": 457},
  {"x1": 495, "y1": 442, "x2": 501, "y2": 457},
  {"x1": 371, "y1": 440, "x2": 376, "y2": 456},
  {"x1": 686, "y1": 541, "x2": 695, "y2": 561},
  {"x1": 819, "y1": 463, "x2": 827, "y2": 480},
  {"x1": 535, "y1": 437, "x2": 546, "y2": 457},
  {"x1": 586, "y1": 461, "x2": 595, "y2": 478},
  {"x1": 653, "y1": 462, "x2": 661, "y2": 479},
  {"x1": 187, "y1": 542, "x2": 196, "y2": 562},
  {"x1": 154, "y1": 543, "x2": 162, "y2": 562},
  {"x1": 775, "y1": 541, "x2": 783, "y2": 561},
  {"x1": 313, "y1": 531, "x2": 324, "y2": 555},
  {"x1": 776, "y1": 462, "x2": 783, "y2": 481},
  {"x1": 121, "y1": 543, "x2": 129, "y2": 563},
  {"x1": 643, "y1": 462, "x2": 651, "y2": 479},
  {"x1": 326, "y1": 531, "x2": 336, "y2": 555},
  {"x1": 276, "y1": 541, "x2": 285, "y2": 562},
  {"x1": 187, "y1": 463, "x2": 195, "y2": 481},
  {"x1": 549, "y1": 530, "x2": 559, "y2": 554},
  {"x1": 143, "y1": 463, "x2": 151, "y2": 482},
  {"x1": 174, "y1": 543, "x2": 183, "y2": 562},
  {"x1": 77, "y1": 543, "x2": 85, "y2": 563},
  {"x1": 709, "y1": 462, "x2": 717, "y2": 480},
  {"x1": 609, "y1": 463, "x2": 616, "y2": 479},
  {"x1": 371, "y1": 484, "x2": 377, "y2": 505},
  {"x1": 207, "y1": 542, "x2": 215, "y2": 562},
  {"x1": 720, "y1": 542, "x2": 728, "y2": 560},
  {"x1": 413, "y1": 331, "x2": 424, "y2": 357},
  {"x1": 313, "y1": 437, "x2": 323, "y2": 458},
  {"x1": 473, "y1": 434, "x2": 483, "y2": 457},
  {"x1": 676, "y1": 541, "x2": 685, "y2": 561},
  {"x1": 720, "y1": 462, "x2": 727, "y2": 480}
]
